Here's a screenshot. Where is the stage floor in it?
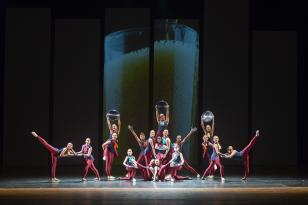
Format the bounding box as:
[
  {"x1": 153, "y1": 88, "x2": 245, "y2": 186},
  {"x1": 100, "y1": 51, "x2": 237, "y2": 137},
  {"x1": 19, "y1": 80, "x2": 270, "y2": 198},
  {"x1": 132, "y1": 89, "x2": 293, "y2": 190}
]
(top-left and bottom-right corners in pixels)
[{"x1": 1, "y1": 177, "x2": 308, "y2": 205}]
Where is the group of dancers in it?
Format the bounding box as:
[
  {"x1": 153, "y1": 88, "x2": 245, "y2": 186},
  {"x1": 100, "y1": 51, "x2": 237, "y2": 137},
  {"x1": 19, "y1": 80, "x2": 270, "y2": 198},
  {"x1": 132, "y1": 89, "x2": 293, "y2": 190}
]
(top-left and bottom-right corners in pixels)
[{"x1": 32, "y1": 103, "x2": 260, "y2": 183}]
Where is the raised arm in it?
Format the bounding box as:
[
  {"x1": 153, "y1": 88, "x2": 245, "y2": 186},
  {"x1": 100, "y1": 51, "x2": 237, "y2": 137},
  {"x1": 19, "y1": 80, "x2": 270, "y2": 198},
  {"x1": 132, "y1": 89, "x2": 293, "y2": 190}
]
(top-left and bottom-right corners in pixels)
[
  {"x1": 155, "y1": 107, "x2": 160, "y2": 124},
  {"x1": 224, "y1": 150, "x2": 237, "y2": 158},
  {"x1": 211, "y1": 118, "x2": 215, "y2": 136},
  {"x1": 106, "y1": 115, "x2": 112, "y2": 134},
  {"x1": 166, "y1": 106, "x2": 170, "y2": 123},
  {"x1": 201, "y1": 117, "x2": 206, "y2": 134},
  {"x1": 181, "y1": 127, "x2": 197, "y2": 145},
  {"x1": 128, "y1": 125, "x2": 141, "y2": 145},
  {"x1": 118, "y1": 118, "x2": 121, "y2": 135}
]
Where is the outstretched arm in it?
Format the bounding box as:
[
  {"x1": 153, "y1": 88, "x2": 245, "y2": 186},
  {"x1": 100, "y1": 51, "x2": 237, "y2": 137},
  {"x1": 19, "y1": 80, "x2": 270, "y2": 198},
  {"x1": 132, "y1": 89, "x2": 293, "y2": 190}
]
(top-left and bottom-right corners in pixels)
[
  {"x1": 214, "y1": 144, "x2": 224, "y2": 156},
  {"x1": 181, "y1": 127, "x2": 197, "y2": 145},
  {"x1": 223, "y1": 150, "x2": 237, "y2": 158},
  {"x1": 128, "y1": 125, "x2": 141, "y2": 145}
]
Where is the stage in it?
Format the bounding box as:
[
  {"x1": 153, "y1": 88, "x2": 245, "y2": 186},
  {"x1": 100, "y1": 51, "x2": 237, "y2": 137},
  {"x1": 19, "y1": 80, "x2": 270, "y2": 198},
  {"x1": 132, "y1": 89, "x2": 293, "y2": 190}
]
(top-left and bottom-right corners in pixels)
[{"x1": 1, "y1": 177, "x2": 308, "y2": 205}]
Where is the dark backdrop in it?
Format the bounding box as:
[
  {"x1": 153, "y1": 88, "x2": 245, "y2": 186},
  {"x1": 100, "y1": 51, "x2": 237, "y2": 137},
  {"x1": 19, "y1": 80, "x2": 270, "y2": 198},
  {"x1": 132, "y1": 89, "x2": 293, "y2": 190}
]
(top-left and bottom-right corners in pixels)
[{"x1": 0, "y1": 0, "x2": 307, "y2": 177}]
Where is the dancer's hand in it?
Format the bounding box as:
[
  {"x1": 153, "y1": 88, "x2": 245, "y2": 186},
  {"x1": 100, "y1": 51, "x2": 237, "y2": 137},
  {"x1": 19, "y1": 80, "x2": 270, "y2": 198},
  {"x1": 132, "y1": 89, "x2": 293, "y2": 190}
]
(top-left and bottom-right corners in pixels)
[
  {"x1": 191, "y1": 127, "x2": 197, "y2": 132},
  {"x1": 256, "y1": 130, "x2": 259, "y2": 136},
  {"x1": 128, "y1": 125, "x2": 133, "y2": 130},
  {"x1": 31, "y1": 131, "x2": 38, "y2": 138}
]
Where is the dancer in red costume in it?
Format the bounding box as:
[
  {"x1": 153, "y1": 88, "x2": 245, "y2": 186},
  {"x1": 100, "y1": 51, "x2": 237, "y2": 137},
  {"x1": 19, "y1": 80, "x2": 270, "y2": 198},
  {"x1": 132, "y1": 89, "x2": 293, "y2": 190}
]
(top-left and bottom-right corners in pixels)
[
  {"x1": 155, "y1": 105, "x2": 169, "y2": 139},
  {"x1": 201, "y1": 135, "x2": 225, "y2": 181},
  {"x1": 173, "y1": 127, "x2": 200, "y2": 178},
  {"x1": 77, "y1": 137, "x2": 100, "y2": 181},
  {"x1": 31, "y1": 131, "x2": 76, "y2": 182},
  {"x1": 128, "y1": 125, "x2": 156, "y2": 180},
  {"x1": 159, "y1": 144, "x2": 189, "y2": 181},
  {"x1": 222, "y1": 130, "x2": 260, "y2": 180},
  {"x1": 102, "y1": 132, "x2": 118, "y2": 180},
  {"x1": 103, "y1": 114, "x2": 121, "y2": 160},
  {"x1": 119, "y1": 148, "x2": 138, "y2": 182}
]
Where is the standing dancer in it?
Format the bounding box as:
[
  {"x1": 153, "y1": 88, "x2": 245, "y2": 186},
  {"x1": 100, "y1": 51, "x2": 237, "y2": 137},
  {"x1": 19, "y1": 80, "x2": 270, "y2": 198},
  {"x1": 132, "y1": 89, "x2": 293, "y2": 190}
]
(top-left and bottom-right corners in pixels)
[
  {"x1": 222, "y1": 130, "x2": 260, "y2": 180},
  {"x1": 120, "y1": 148, "x2": 138, "y2": 182},
  {"x1": 102, "y1": 132, "x2": 118, "y2": 180},
  {"x1": 161, "y1": 129, "x2": 171, "y2": 163},
  {"x1": 155, "y1": 104, "x2": 169, "y2": 139},
  {"x1": 173, "y1": 127, "x2": 200, "y2": 178},
  {"x1": 143, "y1": 130, "x2": 157, "y2": 161},
  {"x1": 201, "y1": 136, "x2": 225, "y2": 181},
  {"x1": 202, "y1": 134, "x2": 210, "y2": 160},
  {"x1": 77, "y1": 138, "x2": 100, "y2": 181},
  {"x1": 31, "y1": 131, "x2": 76, "y2": 182},
  {"x1": 201, "y1": 116, "x2": 218, "y2": 177}
]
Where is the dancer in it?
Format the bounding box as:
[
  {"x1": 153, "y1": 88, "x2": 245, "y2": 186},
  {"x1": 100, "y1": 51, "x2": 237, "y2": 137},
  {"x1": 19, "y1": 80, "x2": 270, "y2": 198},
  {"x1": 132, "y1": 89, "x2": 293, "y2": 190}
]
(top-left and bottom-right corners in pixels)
[
  {"x1": 31, "y1": 131, "x2": 76, "y2": 182},
  {"x1": 102, "y1": 132, "x2": 118, "y2": 180},
  {"x1": 201, "y1": 116, "x2": 214, "y2": 139},
  {"x1": 127, "y1": 125, "x2": 150, "y2": 162},
  {"x1": 202, "y1": 134, "x2": 210, "y2": 160},
  {"x1": 148, "y1": 159, "x2": 161, "y2": 182},
  {"x1": 159, "y1": 144, "x2": 189, "y2": 181},
  {"x1": 222, "y1": 130, "x2": 260, "y2": 180},
  {"x1": 173, "y1": 127, "x2": 200, "y2": 178},
  {"x1": 77, "y1": 137, "x2": 100, "y2": 181},
  {"x1": 103, "y1": 115, "x2": 121, "y2": 160},
  {"x1": 155, "y1": 105, "x2": 169, "y2": 138},
  {"x1": 201, "y1": 135, "x2": 225, "y2": 181},
  {"x1": 120, "y1": 148, "x2": 138, "y2": 182},
  {"x1": 155, "y1": 135, "x2": 168, "y2": 161},
  {"x1": 143, "y1": 130, "x2": 157, "y2": 161},
  {"x1": 106, "y1": 113, "x2": 121, "y2": 137},
  {"x1": 201, "y1": 116, "x2": 219, "y2": 177},
  {"x1": 161, "y1": 129, "x2": 171, "y2": 163}
]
